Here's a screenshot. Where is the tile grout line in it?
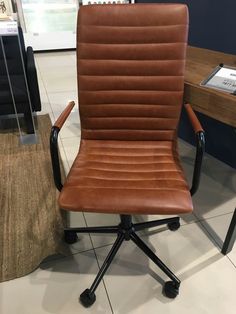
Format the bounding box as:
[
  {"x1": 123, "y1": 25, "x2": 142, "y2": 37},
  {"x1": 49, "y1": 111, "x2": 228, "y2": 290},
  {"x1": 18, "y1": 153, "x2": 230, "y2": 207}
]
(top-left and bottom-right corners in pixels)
[
  {"x1": 82, "y1": 212, "x2": 115, "y2": 314},
  {"x1": 36, "y1": 61, "x2": 71, "y2": 116},
  {"x1": 40, "y1": 241, "x2": 114, "y2": 266},
  {"x1": 193, "y1": 210, "x2": 235, "y2": 222},
  {"x1": 91, "y1": 243, "x2": 115, "y2": 314},
  {"x1": 193, "y1": 210, "x2": 236, "y2": 268},
  {"x1": 197, "y1": 218, "x2": 236, "y2": 268},
  {"x1": 36, "y1": 64, "x2": 55, "y2": 116},
  {"x1": 37, "y1": 59, "x2": 78, "y2": 171},
  {"x1": 227, "y1": 256, "x2": 236, "y2": 269},
  {"x1": 197, "y1": 217, "x2": 223, "y2": 249}
]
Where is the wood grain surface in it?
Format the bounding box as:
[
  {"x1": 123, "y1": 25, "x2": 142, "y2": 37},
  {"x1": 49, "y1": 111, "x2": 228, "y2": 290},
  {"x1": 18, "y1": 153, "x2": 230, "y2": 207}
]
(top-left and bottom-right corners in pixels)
[{"x1": 185, "y1": 46, "x2": 236, "y2": 127}]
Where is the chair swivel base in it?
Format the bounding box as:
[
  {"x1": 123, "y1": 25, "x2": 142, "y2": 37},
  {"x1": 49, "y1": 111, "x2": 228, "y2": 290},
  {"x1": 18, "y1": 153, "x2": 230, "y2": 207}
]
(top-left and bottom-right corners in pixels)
[{"x1": 64, "y1": 214, "x2": 181, "y2": 307}]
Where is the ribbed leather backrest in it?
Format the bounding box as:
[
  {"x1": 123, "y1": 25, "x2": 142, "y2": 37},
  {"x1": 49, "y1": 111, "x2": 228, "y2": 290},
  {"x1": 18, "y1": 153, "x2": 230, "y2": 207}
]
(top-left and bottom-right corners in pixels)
[{"x1": 77, "y1": 4, "x2": 189, "y2": 141}]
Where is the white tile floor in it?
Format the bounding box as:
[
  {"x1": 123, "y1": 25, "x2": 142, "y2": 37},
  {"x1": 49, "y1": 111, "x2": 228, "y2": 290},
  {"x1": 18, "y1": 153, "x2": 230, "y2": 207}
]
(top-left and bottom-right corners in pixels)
[{"x1": 1, "y1": 51, "x2": 236, "y2": 314}]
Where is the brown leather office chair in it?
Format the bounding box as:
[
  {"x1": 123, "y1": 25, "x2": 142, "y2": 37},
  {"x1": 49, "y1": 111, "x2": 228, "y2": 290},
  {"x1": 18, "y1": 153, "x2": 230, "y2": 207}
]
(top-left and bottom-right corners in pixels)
[{"x1": 50, "y1": 4, "x2": 205, "y2": 308}]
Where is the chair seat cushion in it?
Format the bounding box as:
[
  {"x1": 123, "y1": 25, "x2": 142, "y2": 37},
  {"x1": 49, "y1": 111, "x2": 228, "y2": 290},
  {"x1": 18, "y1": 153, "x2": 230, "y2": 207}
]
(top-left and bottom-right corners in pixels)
[{"x1": 59, "y1": 140, "x2": 193, "y2": 215}]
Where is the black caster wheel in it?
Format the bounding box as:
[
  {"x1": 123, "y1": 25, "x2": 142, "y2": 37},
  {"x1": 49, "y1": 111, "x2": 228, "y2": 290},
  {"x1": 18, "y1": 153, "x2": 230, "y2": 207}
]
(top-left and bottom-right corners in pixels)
[
  {"x1": 163, "y1": 281, "x2": 179, "y2": 299},
  {"x1": 167, "y1": 221, "x2": 180, "y2": 231},
  {"x1": 80, "y1": 289, "x2": 96, "y2": 307},
  {"x1": 64, "y1": 230, "x2": 78, "y2": 244}
]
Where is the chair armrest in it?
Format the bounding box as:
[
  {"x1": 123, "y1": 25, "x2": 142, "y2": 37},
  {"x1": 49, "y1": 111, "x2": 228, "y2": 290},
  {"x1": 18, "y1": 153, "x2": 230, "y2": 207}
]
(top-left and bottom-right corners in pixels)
[
  {"x1": 50, "y1": 101, "x2": 75, "y2": 191},
  {"x1": 184, "y1": 103, "x2": 204, "y2": 134},
  {"x1": 26, "y1": 46, "x2": 41, "y2": 111},
  {"x1": 184, "y1": 103, "x2": 205, "y2": 196}
]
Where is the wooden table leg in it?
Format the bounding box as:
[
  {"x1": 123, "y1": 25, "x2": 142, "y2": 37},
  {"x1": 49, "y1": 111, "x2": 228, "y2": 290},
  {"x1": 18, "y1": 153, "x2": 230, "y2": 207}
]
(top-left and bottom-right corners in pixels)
[{"x1": 221, "y1": 209, "x2": 236, "y2": 255}]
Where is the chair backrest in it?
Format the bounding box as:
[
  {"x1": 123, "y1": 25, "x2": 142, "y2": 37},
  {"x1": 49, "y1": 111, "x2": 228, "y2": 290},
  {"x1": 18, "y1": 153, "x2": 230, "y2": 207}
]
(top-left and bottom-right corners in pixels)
[
  {"x1": 0, "y1": 26, "x2": 26, "y2": 76},
  {"x1": 0, "y1": 27, "x2": 28, "y2": 110},
  {"x1": 77, "y1": 4, "x2": 189, "y2": 141}
]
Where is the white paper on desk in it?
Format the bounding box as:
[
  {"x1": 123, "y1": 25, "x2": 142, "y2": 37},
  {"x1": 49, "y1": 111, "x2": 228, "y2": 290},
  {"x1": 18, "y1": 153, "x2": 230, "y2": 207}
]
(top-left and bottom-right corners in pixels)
[
  {"x1": 205, "y1": 67, "x2": 236, "y2": 92},
  {"x1": 215, "y1": 67, "x2": 236, "y2": 79}
]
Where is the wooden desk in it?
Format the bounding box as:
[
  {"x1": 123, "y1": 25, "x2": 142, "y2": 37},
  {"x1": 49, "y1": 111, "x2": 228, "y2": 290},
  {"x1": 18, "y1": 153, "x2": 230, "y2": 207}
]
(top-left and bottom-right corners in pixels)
[
  {"x1": 185, "y1": 46, "x2": 236, "y2": 127},
  {"x1": 185, "y1": 46, "x2": 236, "y2": 254}
]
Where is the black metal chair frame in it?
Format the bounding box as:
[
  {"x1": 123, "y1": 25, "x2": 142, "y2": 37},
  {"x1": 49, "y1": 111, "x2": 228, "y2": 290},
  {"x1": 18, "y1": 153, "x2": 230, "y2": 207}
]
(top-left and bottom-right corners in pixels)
[{"x1": 50, "y1": 103, "x2": 205, "y2": 307}]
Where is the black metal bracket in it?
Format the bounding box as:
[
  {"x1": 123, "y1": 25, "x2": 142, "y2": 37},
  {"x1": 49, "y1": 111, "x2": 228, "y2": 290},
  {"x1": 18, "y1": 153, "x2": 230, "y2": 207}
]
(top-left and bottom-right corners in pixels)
[
  {"x1": 50, "y1": 126, "x2": 63, "y2": 191},
  {"x1": 49, "y1": 101, "x2": 75, "y2": 191},
  {"x1": 190, "y1": 130, "x2": 205, "y2": 195},
  {"x1": 221, "y1": 208, "x2": 236, "y2": 255}
]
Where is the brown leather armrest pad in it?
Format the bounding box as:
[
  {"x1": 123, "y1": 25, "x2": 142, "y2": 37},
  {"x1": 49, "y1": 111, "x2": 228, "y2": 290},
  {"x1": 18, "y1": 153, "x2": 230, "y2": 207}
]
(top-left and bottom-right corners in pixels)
[
  {"x1": 184, "y1": 103, "x2": 204, "y2": 133},
  {"x1": 54, "y1": 101, "x2": 75, "y2": 129}
]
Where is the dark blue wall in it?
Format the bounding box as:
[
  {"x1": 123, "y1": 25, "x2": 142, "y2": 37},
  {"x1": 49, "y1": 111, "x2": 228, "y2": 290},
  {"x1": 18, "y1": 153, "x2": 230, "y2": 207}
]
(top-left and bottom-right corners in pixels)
[
  {"x1": 137, "y1": 0, "x2": 236, "y2": 168},
  {"x1": 137, "y1": 0, "x2": 235, "y2": 54}
]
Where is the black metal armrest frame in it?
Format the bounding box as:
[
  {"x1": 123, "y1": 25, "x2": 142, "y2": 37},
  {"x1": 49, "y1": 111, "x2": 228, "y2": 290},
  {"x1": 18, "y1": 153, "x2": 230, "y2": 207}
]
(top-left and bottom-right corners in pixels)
[
  {"x1": 184, "y1": 103, "x2": 205, "y2": 196},
  {"x1": 50, "y1": 101, "x2": 75, "y2": 191}
]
